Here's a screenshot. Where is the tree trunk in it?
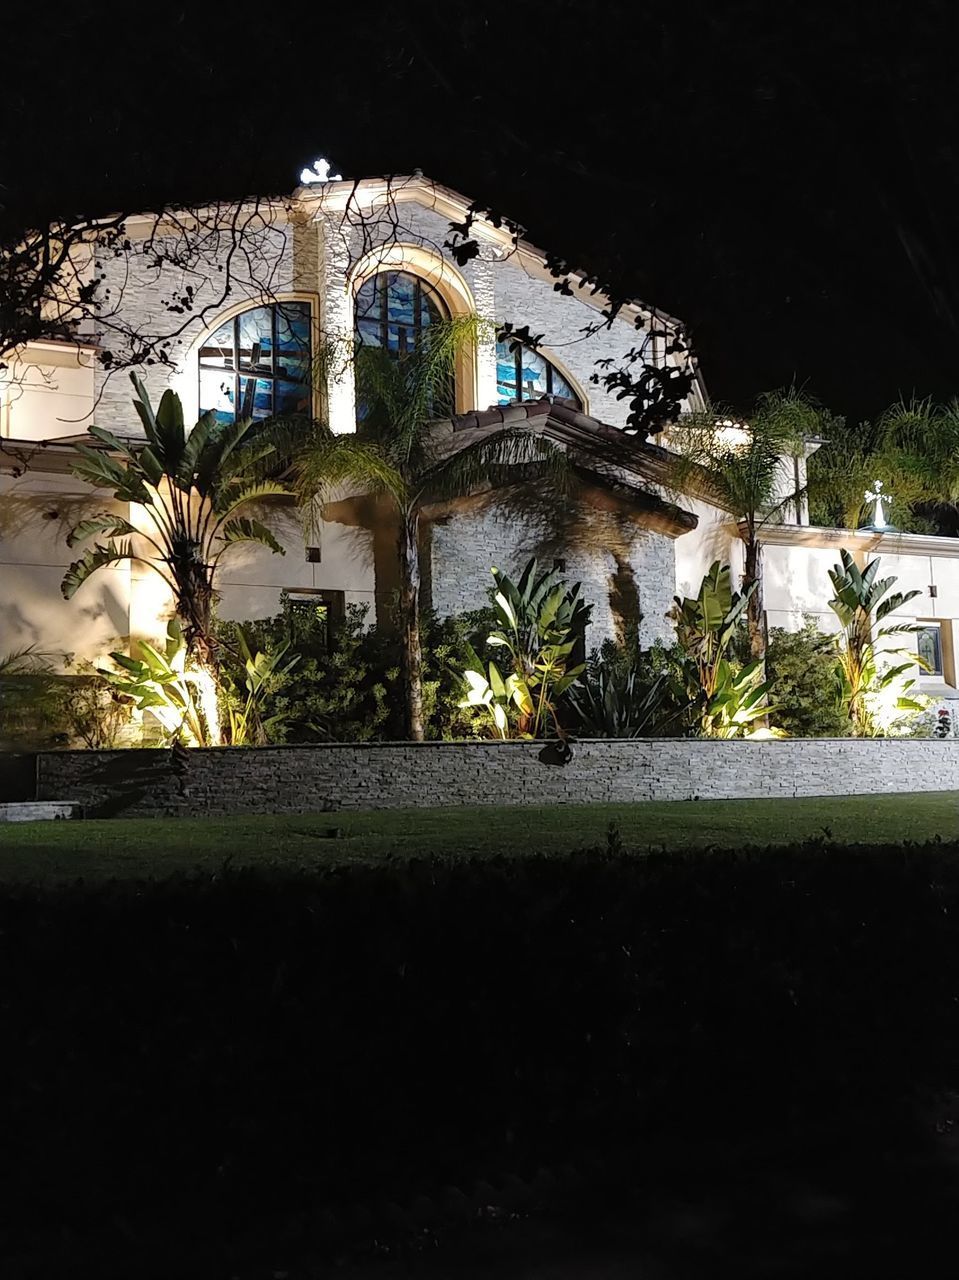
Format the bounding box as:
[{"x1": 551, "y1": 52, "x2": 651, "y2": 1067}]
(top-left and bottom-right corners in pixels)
[
  {"x1": 175, "y1": 558, "x2": 218, "y2": 666},
  {"x1": 743, "y1": 532, "x2": 769, "y2": 730},
  {"x1": 175, "y1": 567, "x2": 222, "y2": 744},
  {"x1": 398, "y1": 508, "x2": 425, "y2": 742},
  {"x1": 742, "y1": 535, "x2": 766, "y2": 662}
]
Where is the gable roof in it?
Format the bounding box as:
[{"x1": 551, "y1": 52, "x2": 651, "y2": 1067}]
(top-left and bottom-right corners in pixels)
[{"x1": 297, "y1": 173, "x2": 692, "y2": 340}]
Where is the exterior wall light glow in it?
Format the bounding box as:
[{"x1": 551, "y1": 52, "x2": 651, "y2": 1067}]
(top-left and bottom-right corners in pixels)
[{"x1": 300, "y1": 158, "x2": 343, "y2": 185}]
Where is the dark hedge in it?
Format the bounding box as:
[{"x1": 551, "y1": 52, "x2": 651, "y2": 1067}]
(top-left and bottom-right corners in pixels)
[{"x1": 3, "y1": 839, "x2": 959, "y2": 1275}]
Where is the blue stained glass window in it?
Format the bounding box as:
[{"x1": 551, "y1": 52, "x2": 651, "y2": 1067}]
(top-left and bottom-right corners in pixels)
[
  {"x1": 354, "y1": 271, "x2": 450, "y2": 423},
  {"x1": 355, "y1": 271, "x2": 446, "y2": 358},
  {"x1": 199, "y1": 301, "x2": 312, "y2": 424},
  {"x1": 495, "y1": 337, "x2": 581, "y2": 407}
]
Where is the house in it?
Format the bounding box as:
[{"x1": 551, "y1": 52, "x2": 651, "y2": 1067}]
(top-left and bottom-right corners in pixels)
[{"x1": 1, "y1": 171, "x2": 957, "y2": 718}]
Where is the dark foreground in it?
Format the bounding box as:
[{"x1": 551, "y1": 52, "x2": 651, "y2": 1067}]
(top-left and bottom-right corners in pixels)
[{"x1": 4, "y1": 837, "x2": 959, "y2": 1277}]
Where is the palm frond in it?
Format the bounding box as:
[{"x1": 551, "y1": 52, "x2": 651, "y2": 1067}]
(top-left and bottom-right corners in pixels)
[
  {"x1": 355, "y1": 315, "x2": 481, "y2": 473},
  {"x1": 65, "y1": 514, "x2": 138, "y2": 548},
  {"x1": 72, "y1": 444, "x2": 152, "y2": 504},
  {"x1": 211, "y1": 479, "x2": 293, "y2": 525},
  {"x1": 218, "y1": 517, "x2": 286, "y2": 556},
  {"x1": 61, "y1": 540, "x2": 136, "y2": 599},
  {"x1": 150, "y1": 387, "x2": 187, "y2": 474},
  {"x1": 294, "y1": 430, "x2": 407, "y2": 508},
  {"x1": 422, "y1": 428, "x2": 568, "y2": 505}
]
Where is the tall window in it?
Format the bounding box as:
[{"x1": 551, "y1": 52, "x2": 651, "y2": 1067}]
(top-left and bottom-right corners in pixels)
[
  {"x1": 918, "y1": 623, "x2": 944, "y2": 676},
  {"x1": 354, "y1": 271, "x2": 451, "y2": 422},
  {"x1": 495, "y1": 338, "x2": 581, "y2": 407},
  {"x1": 199, "y1": 301, "x2": 312, "y2": 424},
  {"x1": 355, "y1": 271, "x2": 447, "y2": 355}
]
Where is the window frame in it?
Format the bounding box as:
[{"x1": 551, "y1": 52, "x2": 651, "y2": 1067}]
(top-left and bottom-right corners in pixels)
[
  {"x1": 198, "y1": 299, "x2": 313, "y2": 424},
  {"x1": 284, "y1": 588, "x2": 346, "y2": 652},
  {"x1": 917, "y1": 622, "x2": 944, "y2": 677}
]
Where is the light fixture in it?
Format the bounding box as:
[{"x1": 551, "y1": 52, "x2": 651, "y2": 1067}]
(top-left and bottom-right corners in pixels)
[{"x1": 299, "y1": 158, "x2": 343, "y2": 185}]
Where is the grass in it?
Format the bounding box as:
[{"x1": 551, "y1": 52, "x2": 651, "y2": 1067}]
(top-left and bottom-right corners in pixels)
[{"x1": 0, "y1": 791, "x2": 956, "y2": 883}]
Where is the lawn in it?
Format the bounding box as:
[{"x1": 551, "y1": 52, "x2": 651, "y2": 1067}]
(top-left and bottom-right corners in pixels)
[{"x1": 0, "y1": 791, "x2": 957, "y2": 882}]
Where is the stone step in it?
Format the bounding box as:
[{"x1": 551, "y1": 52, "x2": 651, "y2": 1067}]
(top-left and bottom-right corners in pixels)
[{"x1": 0, "y1": 801, "x2": 80, "y2": 823}]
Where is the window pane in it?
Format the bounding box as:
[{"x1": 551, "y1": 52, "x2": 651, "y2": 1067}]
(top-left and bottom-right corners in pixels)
[
  {"x1": 386, "y1": 273, "x2": 417, "y2": 328},
  {"x1": 200, "y1": 303, "x2": 312, "y2": 424},
  {"x1": 918, "y1": 626, "x2": 943, "y2": 675},
  {"x1": 237, "y1": 306, "x2": 274, "y2": 374},
  {"x1": 275, "y1": 377, "x2": 311, "y2": 417},
  {"x1": 355, "y1": 275, "x2": 382, "y2": 326},
  {"x1": 550, "y1": 367, "x2": 576, "y2": 400},
  {"x1": 199, "y1": 367, "x2": 236, "y2": 425},
  {"x1": 275, "y1": 302, "x2": 311, "y2": 381},
  {"x1": 353, "y1": 273, "x2": 450, "y2": 424},
  {"x1": 518, "y1": 348, "x2": 549, "y2": 399},
  {"x1": 356, "y1": 317, "x2": 382, "y2": 348},
  {"x1": 387, "y1": 323, "x2": 406, "y2": 355},
  {"x1": 495, "y1": 339, "x2": 519, "y2": 403},
  {"x1": 238, "y1": 375, "x2": 273, "y2": 420},
  {"x1": 198, "y1": 317, "x2": 235, "y2": 372},
  {"x1": 494, "y1": 336, "x2": 580, "y2": 407}
]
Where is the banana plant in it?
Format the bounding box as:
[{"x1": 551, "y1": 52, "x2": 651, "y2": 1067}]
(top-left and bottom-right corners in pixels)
[
  {"x1": 670, "y1": 561, "x2": 782, "y2": 738},
  {"x1": 99, "y1": 619, "x2": 215, "y2": 746},
  {"x1": 62, "y1": 373, "x2": 290, "y2": 668},
  {"x1": 221, "y1": 625, "x2": 299, "y2": 746},
  {"x1": 827, "y1": 549, "x2": 925, "y2": 735},
  {"x1": 459, "y1": 559, "x2": 592, "y2": 738}
]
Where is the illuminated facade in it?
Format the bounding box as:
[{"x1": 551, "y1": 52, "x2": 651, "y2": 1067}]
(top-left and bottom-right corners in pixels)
[{"x1": 1, "y1": 173, "x2": 956, "y2": 716}]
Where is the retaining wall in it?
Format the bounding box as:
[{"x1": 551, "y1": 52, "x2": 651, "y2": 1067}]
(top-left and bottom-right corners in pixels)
[{"x1": 28, "y1": 738, "x2": 959, "y2": 819}]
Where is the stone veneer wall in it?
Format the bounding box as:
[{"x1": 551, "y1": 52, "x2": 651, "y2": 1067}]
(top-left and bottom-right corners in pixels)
[
  {"x1": 32, "y1": 739, "x2": 959, "y2": 819},
  {"x1": 430, "y1": 507, "x2": 677, "y2": 648}
]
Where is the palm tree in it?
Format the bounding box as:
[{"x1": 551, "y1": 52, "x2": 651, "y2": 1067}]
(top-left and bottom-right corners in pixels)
[
  {"x1": 294, "y1": 316, "x2": 566, "y2": 741},
  {"x1": 671, "y1": 388, "x2": 831, "y2": 661},
  {"x1": 62, "y1": 373, "x2": 291, "y2": 670},
  {"x1": 807, "y1": 398, "x2": 959, "y2": 531}
]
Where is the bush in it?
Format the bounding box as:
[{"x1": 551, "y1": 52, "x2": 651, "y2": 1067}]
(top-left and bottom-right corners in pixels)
[
  {"x1": 0, "y1": 655, "x2": 131, "y2": 751},
  {"x1": 763, "y1": 621, "x2": 851, "y2": 737},
  {"x1": 214, "y1": 597, "x2": 496, "y2": 742},
  {"x1": 562, "y1": 636, "x2": 687, "y2": 737}
]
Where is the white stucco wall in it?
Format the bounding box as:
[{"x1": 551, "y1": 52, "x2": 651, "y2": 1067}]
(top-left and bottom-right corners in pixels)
[
  {"x1": 0, "y1": 471, "x2": 132, "y2": 663},
  {"x1": 1, "y1": 344, "x2": 95, "y2": 441}
]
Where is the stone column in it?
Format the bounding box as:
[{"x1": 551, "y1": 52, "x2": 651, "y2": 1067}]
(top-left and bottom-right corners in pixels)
[{"x1": 316, "y1": 212, "x2": 357, "y2": 435}]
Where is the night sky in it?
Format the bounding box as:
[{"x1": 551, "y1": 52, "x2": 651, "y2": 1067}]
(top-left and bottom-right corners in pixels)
[{"x1": 4, "y1": 0, "x2": 959, "y2": 423}]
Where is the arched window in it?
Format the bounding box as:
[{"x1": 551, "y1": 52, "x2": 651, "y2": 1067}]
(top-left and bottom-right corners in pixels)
[
  {"x1": 354, "y1": 270, "x2": 448, "y2": 355},
  {"x1": 495, "y1": 338, "x2": 582, "y2": 408},
  {"x1": 198, "y1": 301, "x2": 312, "y2": 424}
]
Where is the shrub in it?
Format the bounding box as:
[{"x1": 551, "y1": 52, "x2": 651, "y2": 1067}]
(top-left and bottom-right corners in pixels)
[
  {"x1": 214, "y1": 597, "x2": 496, "y2": 743},
  {"x1": 563, "y1": 637, "x2": 687, "y2": 737},
  {"x1": 0, "y1": 649, "x2": 132, "y2": 750},
  {"x1": 459, "y1": 560, "x2": 591, "y2": 738},
  {"x1": 763, "y1": 622, "x2": 851, "y2": 738},
  {"x1": 669, "y1": 562, "x2": 778, "y2": 737}
]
